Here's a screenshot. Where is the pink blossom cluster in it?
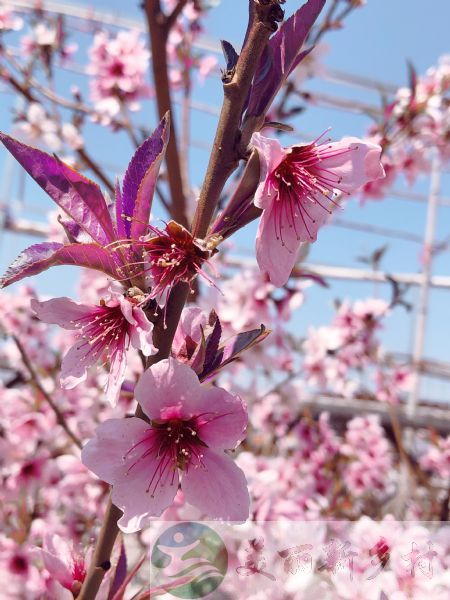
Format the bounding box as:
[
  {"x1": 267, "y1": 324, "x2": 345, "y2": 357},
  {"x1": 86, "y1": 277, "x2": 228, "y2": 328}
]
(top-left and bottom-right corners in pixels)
[
  {"x1": 0, "y1": 7, "x2": 23, "y2": 32},
  {"x1": 420, "y1": 434, "x2": 450, "y2": 480},
  {"x1": 15, "y1": 103, "x2": 83, "y2": 153},
  {"x1": 88, "y1": 29, "x2": 151, "y2": 119},
  {"x1": 163, "y1": 0, "x2": 218, "y2": 89},
  {"x1": 237, "y1": 411, "x2": 393, "y2": 522},
  {"x1": 361, "y1": 54, "x2": 450, "y2": 200},
  {"x1": 302, "y1": 297, "x2": 413, "y2": 403},
  {"x1": 303, "y1": 298, "x2": 388, "y2": 393},
  {"x1": 217, "y1": 267, "x2": 306, "y2": 332},
  {"x1": 341, "y1": 415, "x2": 393, "y2": 498},
  {"x1": 20, "y1": 21, "x2": 77, "y2": 64}
]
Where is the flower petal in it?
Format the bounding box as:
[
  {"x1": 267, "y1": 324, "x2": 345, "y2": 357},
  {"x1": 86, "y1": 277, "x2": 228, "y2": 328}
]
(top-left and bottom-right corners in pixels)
[
  {"x1": 318, "y1": 138, "x2": 384, "y2": 194},
  {"x1": 256, "y1": 203, "x2": 304, "y2": 286},
  {"x1": 115, "y1": 455, "x2": 179, "y2": 533},
  {"x1": 198, "y1": 388, "x2": 247, "y2": 450},
  {"x1": 81, "y1": 417, "x2": 150, "y2": 484},
  {"x1": 251, "y1": 132, "x2": 285, "y2": 209},
  {"x1": 105, "y1": 344, "x2": 128, "y2": 406},
  {"x1": 134, "y1": 358, "x2": 201, "y2": 421},
  {"x1": 31, "y1": 297, "x2": 93, "y2": 330},
  {"x1": 181, "y1": 450, "x2": 250, "y2": 522},
  {"x1": 60, "y1": 340, "x2": 98, "y2": 389}
]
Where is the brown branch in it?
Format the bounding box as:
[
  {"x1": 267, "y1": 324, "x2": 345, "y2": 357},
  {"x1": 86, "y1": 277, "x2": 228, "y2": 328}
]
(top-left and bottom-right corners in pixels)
[
  {"x1": 76, "y1": 497, "x2": 122, "y2": 599},
  {"x1": 166, "y1": 0, "x2": 189, "y2": 29},
  {"x1": 144, "y1": 0, "x2": 188, "y2": 227},
  {"x1": 78, "y1": 3, "x2": 280, "y2": 596},
  {"x1": 77, "y1": 148, "x2": 115, "y2": 194},
  {"x1": 192, "y1": 2, "x2": 279, "y2": 238},
  {"x1": 12, "y1": 335, "x2": 82, "y2": 449}
]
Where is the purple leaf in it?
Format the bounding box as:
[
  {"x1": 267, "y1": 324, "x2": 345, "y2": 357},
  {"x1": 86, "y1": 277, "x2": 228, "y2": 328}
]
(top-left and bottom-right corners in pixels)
[
  {"x1": 108, "y1": 542, "x2": 127, "y2": 600},
  {"x1": 57, "y1": 214, "x2": 93, "y2": 244},
  {"x1": 221, "y1": 40, "x2": 239, "y2": 70},
  {"x1": 120, "y1": 113, "x2": 169, "y2": 240},
  {"x1": 199, "y1": 325, "x2": 270, "y2": 381},
  {"x1": 0, "y1": 242, "x2": 121, "y2": 288},
  {"x1": 0, "y1": 133, "x2": 116, "y2": 246},
  {"x1": 199, "y1": 314, "x2": 223, "y2": 377},
  {"x1": 246, "y1": 0, "x2": 325, "y2": 118},
  {"x1": 110, "y1": 554, "x2": 147, "y2": 600}
]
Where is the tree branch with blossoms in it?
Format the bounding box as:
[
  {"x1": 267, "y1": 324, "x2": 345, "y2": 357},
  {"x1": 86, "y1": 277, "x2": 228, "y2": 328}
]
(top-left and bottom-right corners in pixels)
[{"x1": 0, "y1": 1, "x2": 407, "y2": 598}]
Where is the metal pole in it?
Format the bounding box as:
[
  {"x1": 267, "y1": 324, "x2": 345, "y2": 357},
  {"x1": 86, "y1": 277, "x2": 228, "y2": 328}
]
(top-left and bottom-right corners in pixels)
[{"x1": 407, "y1": 151, "x2": 442, "y2": 418}]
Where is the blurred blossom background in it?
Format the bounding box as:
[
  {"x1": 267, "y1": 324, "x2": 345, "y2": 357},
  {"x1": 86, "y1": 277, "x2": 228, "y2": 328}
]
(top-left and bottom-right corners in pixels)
[{"x1": 1, "y1": 1, "x2": 450, "y2": 598}]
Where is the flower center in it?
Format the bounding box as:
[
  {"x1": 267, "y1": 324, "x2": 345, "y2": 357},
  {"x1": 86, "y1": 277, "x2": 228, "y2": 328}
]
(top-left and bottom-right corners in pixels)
[
  {"x1": 270, "y1": 137, "x2": 356, "y2": 243},
  {"x1": 141, "y1": 221, "x2": 213, "y2": 298},
  {"x1": 154, "y1": 418, "x2": 207, "y2": 472},
  {"x1": 123, "y1": 417, "x2": 208, "y2": 498},
  {"x1": 71, "y1": 303, "x2": 128, "y2": 363}
]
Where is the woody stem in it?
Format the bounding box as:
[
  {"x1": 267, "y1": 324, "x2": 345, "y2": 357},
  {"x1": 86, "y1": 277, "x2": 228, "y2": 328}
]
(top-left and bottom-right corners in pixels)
[{"x1": 78, "y1": 3, "x2": 281, "y2": 597}]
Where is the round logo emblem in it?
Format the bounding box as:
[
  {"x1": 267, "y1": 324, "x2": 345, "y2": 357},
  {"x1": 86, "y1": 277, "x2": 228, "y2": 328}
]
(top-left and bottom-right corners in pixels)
[{"x1": 151, "y1": 522, "x2": 228, "y2": 598}]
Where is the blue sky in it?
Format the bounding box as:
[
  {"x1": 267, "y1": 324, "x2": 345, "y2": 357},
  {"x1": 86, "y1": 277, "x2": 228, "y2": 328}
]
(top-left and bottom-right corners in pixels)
[{"x1": 0, "y1": 0, "x2": 449, "y2": 400}]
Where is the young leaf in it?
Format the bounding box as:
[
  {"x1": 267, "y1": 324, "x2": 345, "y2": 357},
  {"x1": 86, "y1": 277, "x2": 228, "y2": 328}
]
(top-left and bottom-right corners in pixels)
[
  {"x1": 0, "y1": 133, "x2": 116, "y2": 246},
  {"x1": 245, "y1": 0, "x2": 325, "y2": 118},
  {"x1": 119, "y1": 113, "x2": 170, "y2": 240},
  {"x1": 221, "y1": 39, "x2": 239, "y2": 70},
  {"x1": 0, "y1": 242, "x2": 121, "y2": 288}
]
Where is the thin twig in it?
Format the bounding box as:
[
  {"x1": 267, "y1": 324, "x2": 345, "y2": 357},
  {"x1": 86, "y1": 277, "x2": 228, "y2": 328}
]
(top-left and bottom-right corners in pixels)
[
  {"x1": 166, "y1": 0, "x2": 189, "y2": 29},
  {"x1": 77, "y1": 147, "x2": 115, "y2": 194},
  {"x1": 144, "y1": 0, "x2": 188, "y2": 227},
  {"x1": 78, "y1": 4, "x2": 280, "y2": 597},
  {"x1": 12, "y1": 335, "x2": 82, "y2": 449}
]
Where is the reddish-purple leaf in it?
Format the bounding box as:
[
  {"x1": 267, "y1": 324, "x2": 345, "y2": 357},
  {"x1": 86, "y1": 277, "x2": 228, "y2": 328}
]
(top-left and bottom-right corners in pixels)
[
  {"x1": 246, "y1": 0, "x2": 326, "y2": 117},
  {"x1": 120, "y1": 113, "x2": 169, "y2": 240},
  {"x1": 110, "y1": 553, "x2": 146, "y2": 600},
  {"x1": 0, "y1": 133, "x2": 116, "y2": 246},
  {"x1": 0, "y1": 242, "x2": 121, "y2": 288},
  {"x1": 199, "y1": 326, "x2": 270, "y2": 381},
  {"x1": 108, "y1": 542, "x2": 127, "y2": 600},
  {"x1": 198, "y1": 315, "x2": 223, "y2": 378}
]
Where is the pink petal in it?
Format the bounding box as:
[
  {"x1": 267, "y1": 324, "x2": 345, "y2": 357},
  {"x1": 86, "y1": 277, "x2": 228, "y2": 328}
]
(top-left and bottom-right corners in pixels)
[
  {"x1": 81, "y1": 418, "x2": 149, "y2": 484},
  {"x1": 128, "y1": 306, "x2": 155, "y2": 357},
  {"x1": 104, "y1": 345, "x2": 127, "y2": 406},
  {"x1": 318, "y1": 137, "x2": 384, "y2": 194},
  {"x1": 256, "y1": 203, "x2": 304, "y2": 286},
  {"x1": 172, "y1": 307, "x2": 207, "y2": 354},
  {"x1": 251, "y1": 132, "x2": 285, "y2": 209},
  {"x1": 181, "y1": 449, "x2": 250, "y2": 522},
  {"x1": 60, "y1": 341, "x2": 98, "y2": 389},
  {"x1": 82, "y1": 417, "x2": 179, "y2": 532},
  {"x1": 40, "y1": 546, "x2": 72, "y2": 589},
  {"x1": 31, "y1": 297, "x2": 93, "y2": 329},
  {"x1": 114, "y1": 455, "x2": 179, "y2": 533},
  {"x1": 198, "y1": 388, "x2": 247, "y2": 450},
  {"x1": 118, "y1": 296, "x2": 136, "y2": 325},
  {"x1": 134, "y1": 358, "x2": 201, "y2": 421}
]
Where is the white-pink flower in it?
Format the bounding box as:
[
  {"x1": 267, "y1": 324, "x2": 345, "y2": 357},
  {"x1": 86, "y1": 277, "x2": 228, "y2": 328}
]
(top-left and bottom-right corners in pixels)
[
  {"x1": 251, "y1": 131, "x2": 385, "y2": 286},
  {"x1": 82, "y1": 358, "x2": 249, "y2": 532},
  {"x1": 88, "y1": 29, "x2": 151, "y2": 117},
  {"x1": 0, "y1": 7, "x2": 23, "y2": 31},
  {"x1": 39, "y1": 534, "x2": 92, "y2": 599},
  {"x1": 16, "y1": 103, "x2": 61, "y2": 151},
  {"x1": 31, "y1": 289, "x2": 155, "y2": 405}
]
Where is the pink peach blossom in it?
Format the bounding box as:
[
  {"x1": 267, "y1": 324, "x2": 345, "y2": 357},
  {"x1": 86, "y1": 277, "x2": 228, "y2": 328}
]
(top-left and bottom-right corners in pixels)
[
  {"x1": 82, "y1": 358, "x2": 249, "y2": 532},
  {"x1": 251, "y1": 132, "x2": 385, "y2": 285},
  {"x1": 31, "y1": 289, "x2": 155, "y2": 405}
]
